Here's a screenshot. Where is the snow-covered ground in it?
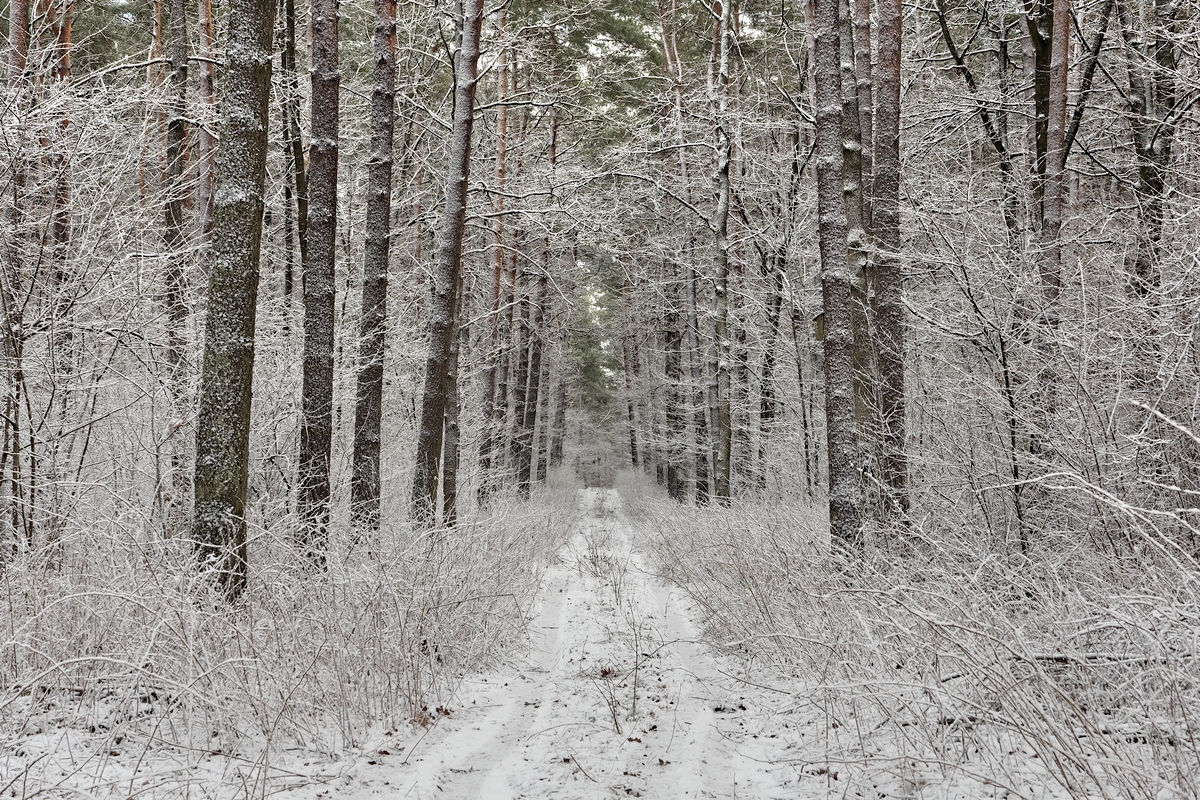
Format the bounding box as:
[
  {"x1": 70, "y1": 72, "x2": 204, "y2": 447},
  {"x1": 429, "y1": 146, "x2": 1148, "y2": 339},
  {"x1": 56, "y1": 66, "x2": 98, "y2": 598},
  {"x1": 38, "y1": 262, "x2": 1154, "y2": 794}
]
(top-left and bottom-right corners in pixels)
[
  {"x1": 12, "y1": 487, "x2": 1171, "y2": 799},
  {"x1": 312, "y1": 487, "x2": 801, "y2": 799}
]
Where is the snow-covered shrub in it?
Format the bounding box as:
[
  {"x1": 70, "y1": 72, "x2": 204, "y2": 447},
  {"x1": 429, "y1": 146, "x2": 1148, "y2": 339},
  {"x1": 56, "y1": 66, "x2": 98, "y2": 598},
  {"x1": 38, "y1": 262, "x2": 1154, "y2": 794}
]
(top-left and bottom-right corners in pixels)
[
  {"x1": 0, "y1": 485, "x2": 576, "y2": 792},
  {"x1": 632, "y1": 482, "x2": 1199, "y2": 799}
]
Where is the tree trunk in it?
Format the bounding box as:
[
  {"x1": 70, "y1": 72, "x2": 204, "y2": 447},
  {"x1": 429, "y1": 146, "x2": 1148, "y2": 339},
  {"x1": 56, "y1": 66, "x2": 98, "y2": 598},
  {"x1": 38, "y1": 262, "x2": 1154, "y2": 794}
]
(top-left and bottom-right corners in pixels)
[
  {"x1": 478, "y1": 12, "x2": 509, "y2": 504},
  {"x1": 838, "y1": 0, "x2": 874, "y2": 460},
  {"x1": 623, "y1": 333, "x2": 640, "y2": 467},
  {"x1": 1118, "y1": 0, "x2": 1178, "y2": 367},
  {"x1": 874, "y1": 0, "x2": 908, "y2": 515},
  {"x1": 515, "y1": 274, "x2": 547, "y2": 496},
  {"x1": 8, "y1": 0, "x2": 28, "y2": 81},
  {"x1": 1032, "y1": 0, "x2": 1069, "y2": 432},
  {"x1": 1, "y1": 0, "x2": 29, "y2": 555},
  {"x1": 853, "y1": 0, "x2": 874, "y2": 230},
  {"x1": 814, "y1": 0, "x2": 863, "y2": 553},
  {"x1": 1026, "y1": 0, "x2": 1053, "y2": 219},
  {"x1": 550, "y1": 372, "x2": 567, "y2": 469},
  {"x1": 195, "y1": 0, "x2": 217, "y2": 242},
  {"x1": 509, "y1": 264, "x2": 531, "y2": 469},
  {"x1": 162, "y1": 0, "x2": 190, "y2": 505},
  {"x1": 410, "y1": 0, "x2": 484, "y2": 526},
  {"x1": 687, "y1": 259, "x2": 710, "y2": 504},
  {"x1": 665, "y1": 278, "x2": 686, "y2": 501},
  {"x1": 279, "y1": 0, "x2": 308, "y2": 291},
  {"x1": 297, "y1": 0, "x2": 340, "y2": 561},
  {"x1": 350, "y1": 0, "x2": 396, "y2": 531},
  {"x1": 191, "y1": 0, "x2": 276, "y2": 602},
  {"x1": 758, "y1": 251, "x2": 784, "y2": 489},
  {"x1": 442, "y1": 278, "x2": 463, "y2": 525},
  {"x1": 536, "y1": 355, "x2": 551, "y2": 483},
  {"x1": 711, "y1": 0, "x2": 733, "y2": 504}
]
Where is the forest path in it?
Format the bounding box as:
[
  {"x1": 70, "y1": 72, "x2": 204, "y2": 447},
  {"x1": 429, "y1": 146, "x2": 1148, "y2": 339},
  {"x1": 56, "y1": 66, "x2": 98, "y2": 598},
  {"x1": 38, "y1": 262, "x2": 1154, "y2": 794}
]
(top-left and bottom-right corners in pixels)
[{"x1": 354, "y1": 487, "x2": 799, "y2": 799}]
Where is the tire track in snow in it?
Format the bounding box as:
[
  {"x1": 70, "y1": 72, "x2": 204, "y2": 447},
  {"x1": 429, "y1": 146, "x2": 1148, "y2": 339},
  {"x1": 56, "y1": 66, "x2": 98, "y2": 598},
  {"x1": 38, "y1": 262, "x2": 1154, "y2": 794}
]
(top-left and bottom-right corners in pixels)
[{"x1": 355, "y1": 488, "x2": 796, "y2": 799}]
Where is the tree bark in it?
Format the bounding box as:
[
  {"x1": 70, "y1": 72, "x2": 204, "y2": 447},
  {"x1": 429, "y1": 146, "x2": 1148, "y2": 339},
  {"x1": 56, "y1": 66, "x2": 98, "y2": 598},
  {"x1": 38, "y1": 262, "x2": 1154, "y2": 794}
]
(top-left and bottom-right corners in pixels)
[
  {"x1": 1118, "y1": 0, "x2": 1178, "y2": 314},
  {"x1": 1, "y1": 0, "x2": 29, "y2": 555},
  {"x1": 515, "y1": 274, "x2": 547, "y2": 496},
  {"x1": 536, "y1": 355, "x2": 551, "y2": 483},
  {"x1": 687, "y1": 259, "x2": 710, "y2": 504},
  {"x1": 665, "y1": 275, "x2": 686, "y2": 501},
  {"x1": 874, "y1": 0, "x2": 908, "y2": 515},
  {"x1": 814, "y1": 0, "x2": 863, "y2": 553},
  {"x1": 192, "y1": 0, "x2": 276, "y2": 601},
  {"x1": 350, "y1": 0, "x2": 396, "y2": 531},
  {"x1": 852, "y1": 0, "x2": 874, "y2": 230},
  {"x1": 550, "y1": 371, "x2": 567, "y2": 469},
  {"x1": 711, "y1": 0, "x2": 733, "y2": 504},
  {"x1": 297, "y1": 0, "x2": 340, "y2": 561},
  {"x1": 1026, "y1": 0, "x2": 1054, "y2": 219},
  {"x1": 195, "y1": 0, "x2": 217, "y2": 242},
  {"x1": 442, "y1": 278, "x2": 463, "y2": 524},
  {"x1": 410, "y1": 0, "x2": 484, "y2": 526},
  {"x1": 1029, "y1": 0, "x2": 1069, "y2": 452},
  {"x1": 162, "y1": 0, "x2": 191, "y2": 503},
  {"x1": 622, "y1": 331, "x2": 640, "y2": 467},
  {"x1": 478, "y1": 10, "x2": 509, "y2": 504},
  {"x1": 758, "y1": 251, "x2": 784, "y2": 489},
  {"x1": 279, "y1": 0, "x2": 308, "y2": 280},
  {"x1": 838, "y1": 0, "x2": 874, "y2": 457},
  {"x1": 7, "y1": 0, "x2": 28, "y2": 82}
]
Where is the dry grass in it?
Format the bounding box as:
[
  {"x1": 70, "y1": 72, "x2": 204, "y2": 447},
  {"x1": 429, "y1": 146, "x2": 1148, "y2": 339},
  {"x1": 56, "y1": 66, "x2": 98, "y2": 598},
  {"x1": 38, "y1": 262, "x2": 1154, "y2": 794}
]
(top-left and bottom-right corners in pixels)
[
  {"x1": 0, "y1": 482, "x2": 577, "y2": 795},
  {"x1": 626, "y1": 475, "x2": 1199, "y2": 799}
]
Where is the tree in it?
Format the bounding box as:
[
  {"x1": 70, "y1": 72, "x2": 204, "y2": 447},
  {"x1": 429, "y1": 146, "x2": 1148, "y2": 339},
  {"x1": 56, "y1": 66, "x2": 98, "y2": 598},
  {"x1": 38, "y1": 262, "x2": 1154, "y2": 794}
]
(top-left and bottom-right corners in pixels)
[
  {"x1": 191, "y1": 0, "x2": 277, "y2": 601},
  {"x1": 161, "y1": 0, "x2": 191, "y2": 505},
  {"x1": 296, "y1": 0, "x2": 340, "y2": 561},
  {"x1": 410, "y1": 0, "x2": 485, "y2": 526},
  {"x1": 477, "y1": 5, "x2": 510, "y2": 505},
  {"x1": 350, "y1": 0, "x2": 398, "y2": 531},
  {"x1": 874, "y1": 0, "x2": 908, "y2": 515},
  {"x1": 813, "y1": 0, "x2": 863, "y2": 552}
]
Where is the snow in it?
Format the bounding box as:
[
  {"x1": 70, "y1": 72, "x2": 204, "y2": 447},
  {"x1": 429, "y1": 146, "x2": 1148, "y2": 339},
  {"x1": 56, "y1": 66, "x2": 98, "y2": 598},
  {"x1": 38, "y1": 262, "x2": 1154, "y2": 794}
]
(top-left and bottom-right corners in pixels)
[
  {"x1": 293, "y1": 487, "x2": 796, "y2": 799},
  {"x1": 8, "y1": 487, "x2": 1180, "y2": 798}
]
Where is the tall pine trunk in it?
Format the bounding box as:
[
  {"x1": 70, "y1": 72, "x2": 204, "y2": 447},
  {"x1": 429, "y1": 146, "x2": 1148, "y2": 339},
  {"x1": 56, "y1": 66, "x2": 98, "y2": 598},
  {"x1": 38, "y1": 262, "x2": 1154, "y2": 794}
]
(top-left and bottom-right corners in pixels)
[
  {"x1": 814, "y1": 0, "x2": 863, "y2": 553},
  {"x1": 195, "y1": 0, "x2": 217, "y2": 242},
  {"x1": 191, "y1": 0, "x2": 276, "y2": 601},
  {"x1": 350, "y1": 0, "x2": 397, "y2": 531},
  {"x1": 442, "y1": 279, "x2": 463, "y2": 524},
  {"x1": 298, "y1": 0, "x2": 340, "y2": 561},
  {"x1": 410, "y1": 0, "x2": 484, "y2": 525},
  {"x1": 477, "y1": 12, "x2": 509, "y2": 504},
  {"x1": 710, "y1": 0, "x2": 733, "y2": 504},
  {"x1": 874, "y1": 0, "x2": 908, "y2": 515},
  {"x1": 515, "y1": 274, "x2": 547, "y2": 496},
  {"x1": 161, "y1": 0, "x2": 190, "y2": 507},
  {"x1": 1, "y1": 0, "x2": 29, "y2": 555},
  {"x1": 279, "y1": 0, "x2": 308, "y2": 282}
]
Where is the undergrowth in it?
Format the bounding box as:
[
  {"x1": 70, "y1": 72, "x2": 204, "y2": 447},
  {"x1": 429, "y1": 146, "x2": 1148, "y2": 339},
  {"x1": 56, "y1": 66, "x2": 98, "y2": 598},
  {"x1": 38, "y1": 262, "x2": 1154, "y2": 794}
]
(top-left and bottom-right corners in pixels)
[
  {"x1": 1, "y1": 483, "x2": 576, "y2": 796},
  {"x1": 622, "y1": 471, "x2": 1199, "y2": 800}
]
